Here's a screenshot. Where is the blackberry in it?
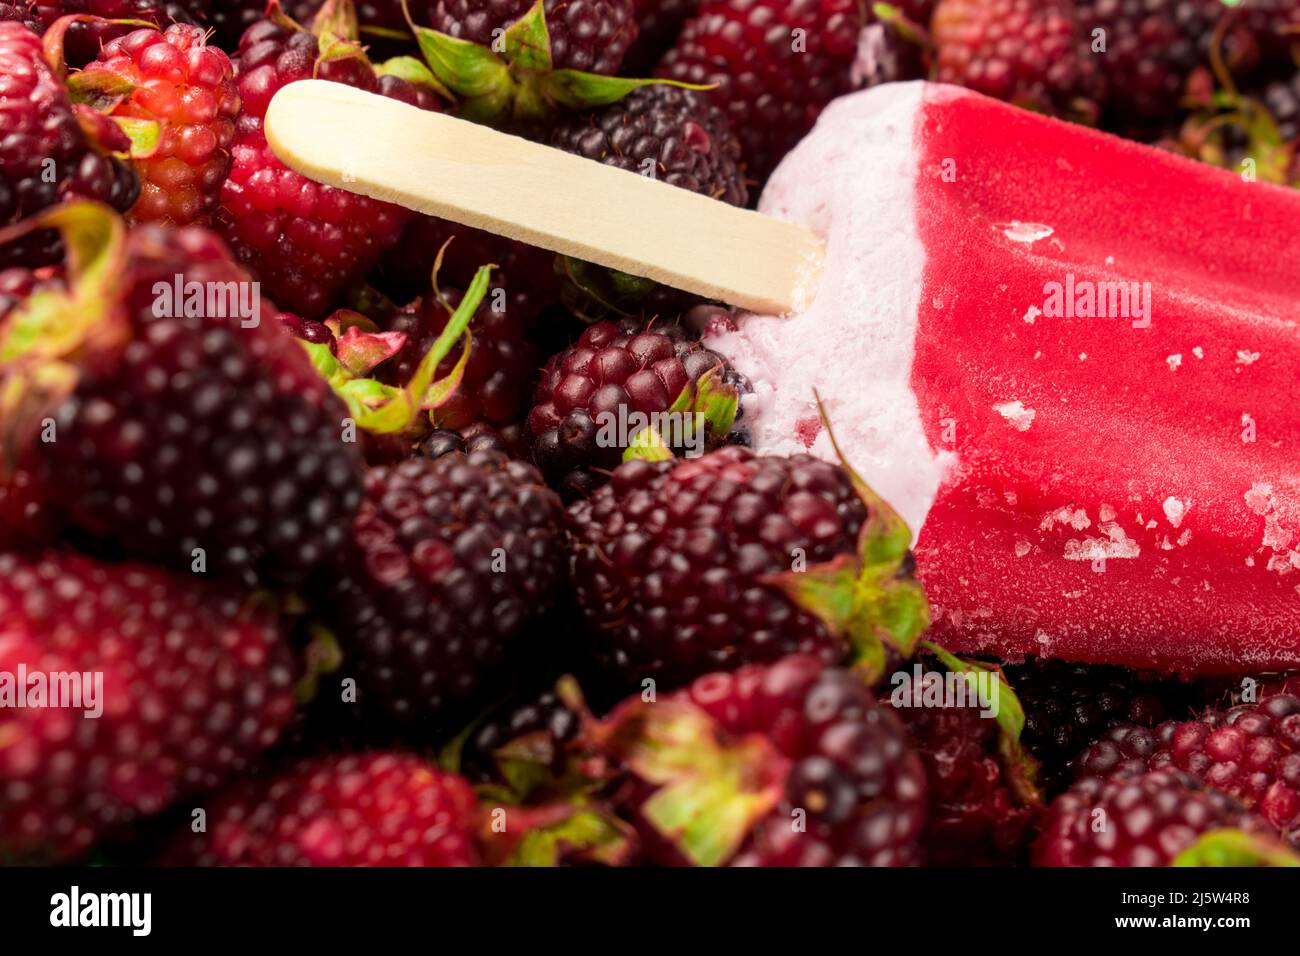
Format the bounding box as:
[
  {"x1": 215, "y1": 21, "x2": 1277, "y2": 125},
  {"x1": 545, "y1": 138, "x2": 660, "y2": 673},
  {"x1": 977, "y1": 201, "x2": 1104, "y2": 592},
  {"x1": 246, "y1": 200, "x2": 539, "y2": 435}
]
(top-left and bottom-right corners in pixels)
[
  {"x1": 15, "y1": 1, "x2": 205, "y2": 67},
  {"x1": 622, "y1": 0, "x2": 696, "y2": 73},
  {"x1": 549, "y1": 83, "x2": 748, "y2": 206},
  {"x1": 1074, "y1": 694, "x2": 1300, "y2": 843},
  {"x1": 601, "y1": 655, "x2": 929, "y2": 866},
  {"x1": 318, "y1": 451, "x2": 566, "y2": 727},
  {"x1": 420, "y1": 422, "x2": 525, "y2": 461},
  {"x1": 0, "y1": 550, "x2": 296, "y2": 862},
  {"x1": 657, "y1": 0, "x2": 864, "y2": 180},
  {"x1": 1035, "y1": 768, "x2": 1273, "y2": 866},
  {"x1": 528, "y1": 317, "x2": 746, "y2": 500},
  {"x1": 932, "y1": 0, "x2": 1103, "y2": 118},
  {"x1": 0, "y1": 22, "x2": 139, "y2": 268},
  {"x1": 1005, "y1": 658, "x2": 1197, "y2": 793},
  {"x1": 459, "y1": 686, "x2": 581, "y2": 787},
  {"x1": 431, "y1": 0, "x2": 639, "y2": 74},
  {"x1": 566, "y1": 446, "x2": 927, "y2": 689},
  {"x1": 1, "y1": 209, "x2": 364, "y2": 588},
  {"x1": 164, "y1": 753, "x2": 481, "y2": 865}
]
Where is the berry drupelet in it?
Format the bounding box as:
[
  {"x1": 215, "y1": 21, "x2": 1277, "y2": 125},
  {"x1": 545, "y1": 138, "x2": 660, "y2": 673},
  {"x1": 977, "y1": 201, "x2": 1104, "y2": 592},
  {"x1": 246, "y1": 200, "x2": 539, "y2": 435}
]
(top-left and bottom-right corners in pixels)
[
  {"x1": 0, "y1": 550, "x2": 296, "y2": 863},
  {"x1": 318, "y1": 451, "x2": 566, "y2": 728},
  {"x1": 164, "y1": 753, "x2": 481, "y2": 865},
  {"x1": 79, "y1": 24, "x2": 240, "y2": 226}
]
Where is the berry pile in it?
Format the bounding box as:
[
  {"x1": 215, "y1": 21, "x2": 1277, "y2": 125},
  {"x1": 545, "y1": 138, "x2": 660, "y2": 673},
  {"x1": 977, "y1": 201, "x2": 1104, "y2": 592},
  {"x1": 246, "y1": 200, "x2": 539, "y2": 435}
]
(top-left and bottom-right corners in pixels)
[{"x1": 0, "y1": 0, "x2": 1298, "y2": 876}]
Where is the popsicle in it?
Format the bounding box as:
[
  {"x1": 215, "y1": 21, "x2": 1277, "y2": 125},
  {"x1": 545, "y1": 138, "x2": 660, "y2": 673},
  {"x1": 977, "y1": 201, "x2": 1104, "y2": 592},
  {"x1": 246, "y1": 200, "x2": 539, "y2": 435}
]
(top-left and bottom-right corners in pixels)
[{"x1": 266, "y1": 79, "x2": 1300, "y2": 674}]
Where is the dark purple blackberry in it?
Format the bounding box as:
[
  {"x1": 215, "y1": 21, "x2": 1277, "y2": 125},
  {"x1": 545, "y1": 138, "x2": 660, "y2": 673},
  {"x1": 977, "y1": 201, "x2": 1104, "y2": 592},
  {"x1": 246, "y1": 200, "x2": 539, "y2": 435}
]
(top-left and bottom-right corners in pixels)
[
  {"x1": 319, "y1": 451, "x2": 566, "y2": 727},
  {"x1": 549, "y1": 83, "x2": 748, "y2": 205},
  {"x1": 420, "y1": 422, "x2": 524, "y2": 461},
  {"x1": 605, "y1": 655, "x2": 929, "y2": 865},
  {"x1": 16, "y1": 1, "x2": 206, "y2": 67},
  {"x1": 2, "y1": 214, "x2": 364, "y2": 588},
  {"x1": 567, "y1": 447, "x2": 879, "y2": 688},
  {"x1": 1004, "y1": 658, "x2": 1196, "y2": 793},
  {"x1": 528, "y1": 316, "x2": 746, "y2": 500},
  {"x1": 431, "y1": 0, "x2": 639, "y2": 74},
  {"x1": 1035, "y1": 768, "x2": 1273, "y2": 866},
  {"x1": 0, "y1": 22, "x2": 139, "y2": 268}
]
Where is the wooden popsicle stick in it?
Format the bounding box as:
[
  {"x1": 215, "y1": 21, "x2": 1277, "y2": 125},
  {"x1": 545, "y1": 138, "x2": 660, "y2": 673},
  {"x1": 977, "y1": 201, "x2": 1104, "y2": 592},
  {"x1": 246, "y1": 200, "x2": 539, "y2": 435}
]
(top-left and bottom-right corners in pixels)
[{"x1": 265, "y1": 80, "x2": 825, "y2": 315}]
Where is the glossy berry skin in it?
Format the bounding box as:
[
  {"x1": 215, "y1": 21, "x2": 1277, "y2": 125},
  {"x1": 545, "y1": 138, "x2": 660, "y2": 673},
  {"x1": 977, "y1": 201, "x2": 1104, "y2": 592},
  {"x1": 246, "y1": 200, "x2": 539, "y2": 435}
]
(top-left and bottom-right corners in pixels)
[
  {"x1": 0, "y1": 23, "x2": 139, "y2": 267},
  {"x1": 1034, "y1": 769, "x2": 1268, "y2": 866},
  {"x1": 567, "y1": 447, "x2": 870, "y2": 688},
  {"x1": 1074, "y1": 694, "x2": 1300, "y2": 843},
  {"x1": 432, "y1": 0, "x2": 639, "y2": 74},
  {"x1": 164, "y1": 753, "x2": 481, "y2": 865},
  {"x1": 320, "y1": 452, "x2": 566, "y2": 726},
  {"x1": 891, "y1": 670, "x2": 1036, "y2": 865},
  {"x1": 6, "y1": 225, "x2": 364, "y2": 588},
  {"x1": 378, "y1": 287, "x2": 539, "y2": 435},
  {"x1": 217, "y1": 19, "x2": 440, "y2": 317},
  {"x1": 654, "y1": 656, "x2": 928, "y2": 866},
  {"x1": 81, "y1": 25, "x2": 240, "y2": 226},
  {"x1": 1005, "y1": 658, "x2": 1196, "y2": 794},
  {"x1": 549, "y1": 84, "x2": 747, "y2": 207},
  {"x1": 529, "y1": 317, "x2": 743, "y2": 500},
  {"x1": 0, "y1": 551, "x2": 296, "y2": 863},
  {"x1": 657, "y1": 0, "x2": 862, "y2": 180},
  {"x1": 460, "y1": 686, "x2": 581, "y2": 786},
  {"x1": 931, "y1": 0, "x2": 1101, "y2": 115}
]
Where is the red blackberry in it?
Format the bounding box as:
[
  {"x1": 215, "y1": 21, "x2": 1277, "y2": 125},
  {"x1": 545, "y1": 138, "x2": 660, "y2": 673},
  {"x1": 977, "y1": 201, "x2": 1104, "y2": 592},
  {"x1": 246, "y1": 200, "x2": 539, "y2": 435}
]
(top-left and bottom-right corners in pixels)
[
  {"x1": 932, "y1": 0, "x2": 1102, "y2": 118},
  {"x1": 0, "y1": 550, "x2": 296, "y2": 863},
  {"x1": 377, "y1": 285, "x2": 539, "y2": 437},
  {"x1": 13, "y1": 1, "x2": 204, "y2": 67},
  {"x1": 1074, "y1": 694, "x2": 1300, "y2": 843},
  {"x1": 548, "y1": 83, "x2": 748, "y2": 205},
  {"x1": 528, "y1": 317, "x2": 745, "y2": 499},
  {"x1": 1005, "y1": 658, "x2": 1197, "y2": 793},
  {"x1": 79, "y1": 24, "x2": 239, "y2": 227},
  {"x1": 889, "y1": 659, "x2": 1039, "y2": 865},
  {"x1": 217, "y1": 3, "x2": 441, "y2": 317},
  {"x1": 593, "y1": 655, "x2": 928, "y2": 866},
  {"x1": 0, "y1": 205, "x2": 364, "y2": 588},
  {"x1": 656, "y1": 0, "x2": 864, "y2": 180},
  {"x1": 566, "y1": 446, "x2": 928, "y2": 689},
  {"x1": 164, "y1": 753, "x2": 481, "y2": 865},
  {"x1": 430, "y1": 0, "x2": 639, "y2": 75},
  {"x1": 0, "y1": 22, "x2": 139, "y2": 267},
  {"x1": 1034, "y1": 768, "x2": 1274, "y2": 866},
  {"x1": 317, "y1": 451, "x2": 565, "y2": 727}
]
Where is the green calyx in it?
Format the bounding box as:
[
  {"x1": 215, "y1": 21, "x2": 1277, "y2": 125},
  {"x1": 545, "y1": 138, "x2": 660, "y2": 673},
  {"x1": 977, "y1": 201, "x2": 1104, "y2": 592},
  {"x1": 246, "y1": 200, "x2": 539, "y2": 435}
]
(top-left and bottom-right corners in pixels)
[
  {"x1": 1173, "y1": 829, "x2": 1300, "y2": 867},
  {"x1": 485, "y1": 801, "x2": 639, "y2": 867},
  {"x1": 300, "y1": 263, "x2": 491, "y2": 435},
  {"x1": 0, "y1": 202, "x2": 128, "y2": 474},
  {"x1": 622, "y1": 364, "x2": 740, "y2": 465},
  {"x1": 406, "y1": 0, "x2": 706, "y2": 125},
  {"x1": 588, "y1": 694, "x2": 788, "y2": 867},
  {"x1": 919, "y1": 642, "x2": 1044, "y2": 807},
  {"x1": 762, "y1": 393, "x2": 930, "y2": 684}
]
